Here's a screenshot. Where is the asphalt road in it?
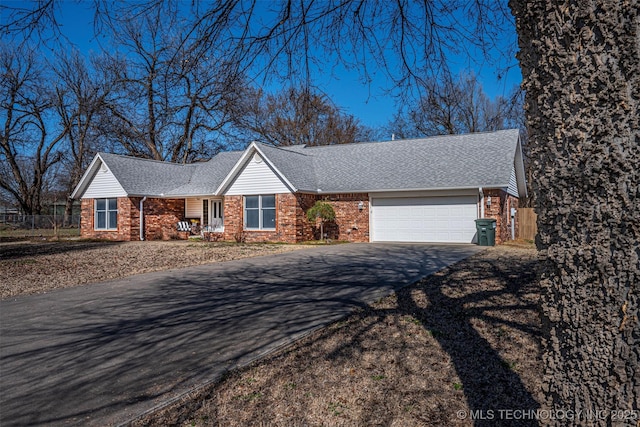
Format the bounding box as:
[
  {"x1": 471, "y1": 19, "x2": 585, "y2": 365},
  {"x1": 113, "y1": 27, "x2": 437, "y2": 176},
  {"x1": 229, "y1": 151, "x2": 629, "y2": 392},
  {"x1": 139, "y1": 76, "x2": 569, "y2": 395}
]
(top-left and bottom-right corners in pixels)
[{"x1": 0, "y1": 243, "x2": 482, "y2": 426}]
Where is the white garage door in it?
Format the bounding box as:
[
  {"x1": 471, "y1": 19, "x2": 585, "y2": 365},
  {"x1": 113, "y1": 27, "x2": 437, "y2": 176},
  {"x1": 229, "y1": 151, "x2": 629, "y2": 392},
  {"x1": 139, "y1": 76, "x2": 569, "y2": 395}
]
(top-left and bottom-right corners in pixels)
[{"x1": 371, "y1": 196, "x2": 478, "y2": 243}]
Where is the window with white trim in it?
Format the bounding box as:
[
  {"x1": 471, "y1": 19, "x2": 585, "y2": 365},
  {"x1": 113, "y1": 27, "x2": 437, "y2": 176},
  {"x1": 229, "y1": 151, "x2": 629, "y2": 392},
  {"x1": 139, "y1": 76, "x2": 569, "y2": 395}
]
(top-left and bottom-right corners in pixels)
[
  {"x1": 95, "y1": 198, "x2": 118, "y2": 230},
  {"x1": 244, "y1": 195, "x2": 275, "y2": 230}
]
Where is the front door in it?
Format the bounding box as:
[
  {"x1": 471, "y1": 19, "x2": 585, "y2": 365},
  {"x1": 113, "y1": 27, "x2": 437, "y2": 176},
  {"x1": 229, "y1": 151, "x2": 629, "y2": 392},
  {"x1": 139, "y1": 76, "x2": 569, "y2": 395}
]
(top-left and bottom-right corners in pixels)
[{"x1": 202, "y1": 199, "x2": 223, "y2": 231}]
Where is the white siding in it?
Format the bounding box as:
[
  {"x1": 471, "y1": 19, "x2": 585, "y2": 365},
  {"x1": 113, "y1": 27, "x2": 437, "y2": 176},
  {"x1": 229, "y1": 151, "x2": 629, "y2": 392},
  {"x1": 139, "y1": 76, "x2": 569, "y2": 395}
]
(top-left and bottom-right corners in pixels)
[
  {"x1": 507, "y1": 166, "x2": 519, "y2": 197},
  {"x1": 225, "y1": 154, "x2": 290, "y2": 195},
  {"x1": 185, "y1": 198, "x2": 223, "y2": 230},
  {"x1": 185, "y1": 198, "x2": 201, "y2": 218},
  {"x1": 82, "y1": 165, "x2": 127, "y2": 198}
]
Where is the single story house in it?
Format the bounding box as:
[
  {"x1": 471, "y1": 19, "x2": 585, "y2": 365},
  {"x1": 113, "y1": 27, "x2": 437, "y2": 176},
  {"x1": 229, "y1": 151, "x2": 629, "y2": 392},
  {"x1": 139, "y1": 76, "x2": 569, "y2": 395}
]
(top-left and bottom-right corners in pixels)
[{"x1": 71, "y1": 129, "x2": 527, "y2": 244}]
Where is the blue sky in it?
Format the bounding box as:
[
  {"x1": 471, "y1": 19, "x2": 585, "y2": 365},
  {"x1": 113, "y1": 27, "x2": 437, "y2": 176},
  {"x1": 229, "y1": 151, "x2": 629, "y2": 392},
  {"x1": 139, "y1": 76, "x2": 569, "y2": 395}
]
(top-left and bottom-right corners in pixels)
[
  {"x1": 10, "y1": 1, "x2": 522, "y2": 130},
  {"x1": 318, "y1": 56, "x2": 522, "y2": 129}
]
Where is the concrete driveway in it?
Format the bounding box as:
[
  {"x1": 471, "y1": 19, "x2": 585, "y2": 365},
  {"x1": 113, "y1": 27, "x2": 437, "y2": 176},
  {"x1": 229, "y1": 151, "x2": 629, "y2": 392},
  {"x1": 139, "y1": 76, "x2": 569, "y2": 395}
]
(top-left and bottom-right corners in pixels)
[{"x1": 0, "y1": 243, "x2": 481, "y2": 426}]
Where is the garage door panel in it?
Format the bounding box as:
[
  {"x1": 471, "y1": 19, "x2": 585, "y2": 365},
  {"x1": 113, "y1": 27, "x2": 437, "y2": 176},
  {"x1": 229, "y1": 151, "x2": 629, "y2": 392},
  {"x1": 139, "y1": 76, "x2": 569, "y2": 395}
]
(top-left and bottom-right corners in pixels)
[{"x1": 372, "y1": 196, "x2": 477, "y2": 243}]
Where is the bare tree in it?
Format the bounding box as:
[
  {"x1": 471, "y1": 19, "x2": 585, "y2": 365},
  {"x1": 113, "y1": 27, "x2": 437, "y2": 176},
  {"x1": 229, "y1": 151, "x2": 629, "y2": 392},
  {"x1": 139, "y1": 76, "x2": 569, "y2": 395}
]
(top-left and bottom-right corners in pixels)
[
  {"x1": 391, "y1": 72, "x2": 523, "y2": 138},
  {"x1": 97, "y1": 2, "x2": 242, "y2": 162},
  {"x1": 235, "y1": 86, "x2": 372, "y2": 146},
  {"x1": 0, "y1": 0, "x2": 62, "y2": 45},
  {"x1": 2, "y1": 1, "x2": 515, "y2": 95},
  {"x1": 0, "y1": 43, "x2": 66, "y2": 215},
  {"x1": 50, "y1": 50, "x2": 111, "y2": 224}
]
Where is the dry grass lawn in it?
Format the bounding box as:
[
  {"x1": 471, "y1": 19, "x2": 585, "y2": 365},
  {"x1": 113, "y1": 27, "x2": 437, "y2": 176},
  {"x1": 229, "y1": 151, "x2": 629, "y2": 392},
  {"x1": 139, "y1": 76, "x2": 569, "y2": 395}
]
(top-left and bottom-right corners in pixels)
[
  {"x1": 135, "y1": 243, "x2": 542, "y2": 427},
  {"x1": 0, "y1": 240, "x2": 307, "y2": 300}
]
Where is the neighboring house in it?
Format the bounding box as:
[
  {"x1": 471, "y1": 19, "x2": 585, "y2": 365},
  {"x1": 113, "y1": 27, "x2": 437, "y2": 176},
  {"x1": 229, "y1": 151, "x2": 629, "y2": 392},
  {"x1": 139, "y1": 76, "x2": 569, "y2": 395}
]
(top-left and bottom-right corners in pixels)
[{"x1": 71, "y1": 129, "x2": 527, "y2": 244}]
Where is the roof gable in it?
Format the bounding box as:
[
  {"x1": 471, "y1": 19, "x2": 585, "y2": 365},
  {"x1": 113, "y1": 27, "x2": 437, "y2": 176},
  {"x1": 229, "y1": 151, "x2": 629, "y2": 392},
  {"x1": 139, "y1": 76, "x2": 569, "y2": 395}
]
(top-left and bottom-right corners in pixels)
[
  {"x1": 81, "y1": 159, "x2": 127, "y2": 198},
  {"x1": 72, "y1": 153, "x2": 197, "y2": 199},
  {"x1": 225, "y1": 152, "x2": 292, "y2": 195},
  {"x1": 71, "y1": 154, "x2": 123, "y2": 199},
  {"x1": 215, "y1": 142, "x2": 298, "y2": 195}
]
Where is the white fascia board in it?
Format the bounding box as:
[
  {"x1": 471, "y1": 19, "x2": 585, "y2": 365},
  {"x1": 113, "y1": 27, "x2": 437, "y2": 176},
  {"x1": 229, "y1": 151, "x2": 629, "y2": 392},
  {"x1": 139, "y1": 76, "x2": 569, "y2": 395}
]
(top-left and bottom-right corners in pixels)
[
  {"x1": 514, "y1": 137, "x2": 528, "y2": 198},
  {"x1": 301, "y1": 185, "x2": 511, "y2": 196},
  {"x1": 312, "y1": 186, "x2": 489, "y2": 195},
  {"x1": 215, "y1": 142, "x2": 297, "y2": 195},
  {"x1": 369, "y1": 188, "x2": 482, "y2": 198}
]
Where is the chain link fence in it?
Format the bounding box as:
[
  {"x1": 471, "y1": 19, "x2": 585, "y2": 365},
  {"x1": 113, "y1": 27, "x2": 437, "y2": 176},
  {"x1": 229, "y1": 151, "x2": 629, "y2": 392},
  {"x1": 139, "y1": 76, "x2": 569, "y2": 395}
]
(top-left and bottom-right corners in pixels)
[{"x1": 0, "y1": 214, "x2": 81, "y2": 239}]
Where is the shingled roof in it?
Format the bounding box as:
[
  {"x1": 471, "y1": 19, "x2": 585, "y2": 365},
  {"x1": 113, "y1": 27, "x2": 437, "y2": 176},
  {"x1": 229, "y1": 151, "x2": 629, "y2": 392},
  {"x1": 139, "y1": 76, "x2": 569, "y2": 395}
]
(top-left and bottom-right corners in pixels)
[
  {"x1": 98, "y1": 153, "x2": 196, "y2": 196},
  {"x1": 72, "y1": 151, "x2": 244, "y2": 198},
  {"x1": 73, "y1": 129, "x2": 525, "y2": 199},
  {"x1": 164, "y1": 151, "x2": 243, "y2": 196},
  {"x1": 258, "y1": 129, "x2": 522, "y2": 193}
]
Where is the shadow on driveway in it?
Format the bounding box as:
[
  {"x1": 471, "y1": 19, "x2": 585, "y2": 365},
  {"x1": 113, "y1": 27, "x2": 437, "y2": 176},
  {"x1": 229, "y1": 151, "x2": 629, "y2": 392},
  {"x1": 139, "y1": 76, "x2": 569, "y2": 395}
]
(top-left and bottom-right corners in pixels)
[{"x1": 0, "y1": 243, "x2": 480, "y2": 426}]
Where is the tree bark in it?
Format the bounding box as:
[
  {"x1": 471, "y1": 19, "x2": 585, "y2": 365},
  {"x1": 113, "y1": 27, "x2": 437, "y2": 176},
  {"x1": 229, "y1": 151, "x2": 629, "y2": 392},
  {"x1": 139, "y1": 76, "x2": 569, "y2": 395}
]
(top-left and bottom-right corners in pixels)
[{"x1": 510, "y1": 0, "x2": 639, "y2": 423}]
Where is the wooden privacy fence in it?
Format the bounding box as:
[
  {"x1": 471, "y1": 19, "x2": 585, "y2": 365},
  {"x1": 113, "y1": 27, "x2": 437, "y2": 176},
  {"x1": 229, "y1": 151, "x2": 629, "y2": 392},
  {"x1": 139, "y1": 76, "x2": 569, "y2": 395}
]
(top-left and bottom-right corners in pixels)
[{"x1": 517, "y1": 208, "x2": 538, "y2": 240}]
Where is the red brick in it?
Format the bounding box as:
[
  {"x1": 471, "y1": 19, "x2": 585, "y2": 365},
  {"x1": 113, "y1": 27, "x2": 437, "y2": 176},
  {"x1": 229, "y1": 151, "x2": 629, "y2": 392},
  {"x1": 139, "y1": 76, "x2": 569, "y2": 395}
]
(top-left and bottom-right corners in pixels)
[
  {"x1": 80, "y1": 197, "x2": 186, "y2": 241},
  {"x1": 80, "y1": 190, "x2": 517, "y2": 245},
  {"x1": 482, "y1": 189, "x2": 519, "y2": 245}
]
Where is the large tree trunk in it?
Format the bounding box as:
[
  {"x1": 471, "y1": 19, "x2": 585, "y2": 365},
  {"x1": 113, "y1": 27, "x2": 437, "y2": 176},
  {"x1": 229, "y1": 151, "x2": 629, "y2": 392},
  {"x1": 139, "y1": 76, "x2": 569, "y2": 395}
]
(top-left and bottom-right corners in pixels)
[{"x1": 510, "y1": 0, "x2": 639, "y2": 423}]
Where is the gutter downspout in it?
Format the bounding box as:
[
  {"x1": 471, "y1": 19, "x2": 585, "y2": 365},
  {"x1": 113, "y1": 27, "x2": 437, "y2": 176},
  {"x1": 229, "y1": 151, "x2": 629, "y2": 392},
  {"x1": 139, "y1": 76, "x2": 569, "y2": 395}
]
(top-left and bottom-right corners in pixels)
[
  {"x1": 479, "y1": 187, "x2": 485, "y2": 218},
  {"x1": 140, "y1": 196, "x2": 147, "y2": 241}
]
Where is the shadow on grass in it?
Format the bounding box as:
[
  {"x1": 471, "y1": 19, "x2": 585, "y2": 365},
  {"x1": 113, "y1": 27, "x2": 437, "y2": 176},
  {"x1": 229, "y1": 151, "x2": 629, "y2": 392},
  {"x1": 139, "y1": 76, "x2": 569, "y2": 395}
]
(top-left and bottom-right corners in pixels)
[
  {"x1": 327, "y1": 249, "x2": 541, "y2": 426},
  {"x1": 0, "y1": 240, "x2": 123, "y2": 260},
  {"x1": 389, "y1": 253, "x2": 541, "y2": 426},
  {"x1": 142, "y1": 247, "x2": 541, "y2": 427}
]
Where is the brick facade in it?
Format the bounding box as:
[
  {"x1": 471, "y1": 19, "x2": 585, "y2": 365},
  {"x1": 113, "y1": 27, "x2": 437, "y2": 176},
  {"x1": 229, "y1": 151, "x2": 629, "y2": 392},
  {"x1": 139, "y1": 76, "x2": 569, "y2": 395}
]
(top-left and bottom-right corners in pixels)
[
  {"x1": 296, "y1": 193, "x2": 319, "y2": 241},
  {"x1": 320, "y1": 193, "x2": 369, "y2": 242},
  {"x1": 80, "y1": 198, "x2": 137, "y2": 241},
  {"x1": 80, "y1": 190, "x2": 517, "y2": 244},
  {"x1": 223, "y1": 193, "x2": 309, "y2": 243},
  {"x1": 80, "y1": 197, "x2": 185, "y2": 241},
  {"x1": 221, "y1": 195, "x2": 243, "y2": 241},
  {"x1": 221, "y1": 192, "x2": 370, "y2": 243},
  {"x1": 483, "y1": 189, "x2": 519, "y2": 245},
  {"x1": 139, "y1": 198, "x2": 186, "y2": 240}
]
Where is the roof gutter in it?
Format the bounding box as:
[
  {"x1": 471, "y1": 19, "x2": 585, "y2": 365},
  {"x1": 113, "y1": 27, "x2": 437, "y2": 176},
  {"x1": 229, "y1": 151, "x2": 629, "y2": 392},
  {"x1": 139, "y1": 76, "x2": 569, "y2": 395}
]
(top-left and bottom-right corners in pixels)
[
  {"x1": 301, "y1": 185, "x2": 507, "y2": 195},
  {"x1": 139, "y1": 196, "x2": 147, "y2": 241}
]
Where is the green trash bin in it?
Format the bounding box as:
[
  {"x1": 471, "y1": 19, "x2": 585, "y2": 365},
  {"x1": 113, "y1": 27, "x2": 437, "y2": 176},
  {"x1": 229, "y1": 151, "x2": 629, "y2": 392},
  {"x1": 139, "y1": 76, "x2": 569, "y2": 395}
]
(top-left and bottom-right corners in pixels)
[{"x1": 475, "y1": 218, "x2": 497, "y2": 246}]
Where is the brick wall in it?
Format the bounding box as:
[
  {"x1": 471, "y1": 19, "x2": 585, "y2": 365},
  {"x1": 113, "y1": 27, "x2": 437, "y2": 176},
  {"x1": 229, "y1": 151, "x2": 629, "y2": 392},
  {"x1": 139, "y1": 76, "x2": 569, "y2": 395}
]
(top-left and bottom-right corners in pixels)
[
  {"x1": 121, "y1": 197, "x2": 137, "y2": 240},
  {"x1": 223, "y1": 194, "x2": 301, "y2": 243},
  {"x1": 139, "y1": 198, "x2": 186, "y2": 240},
  {"x1": 483, "y1": 189, "x2": 519, "y2": 244},
  {"x1": 321, "y1": 193, "x2": 370, "y2": 242},
  {"x1": 222, "y1": 195, "x2": 243, "y2": 241},
  {"x1": 296, "y1": 193, "x2": 319, "y2": 241},
  {"x1": 80, "y1": 192, "x2": 519, "y2": 244},
  {"x1": 223, "y1": 192, "x2": 371, "y2": 243},
  {"x1": 80, "y1": 197, "x2": 186, "y2": 241},
  {"x1": 80, "y1": 198, "x2": 135, "y2": 241},
  {"x1": 80, "y1": 199, "x2": 93, "y2": 238},
  {"x1": 80, "y1": 192, "x2": 523, "y2": 245}
]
